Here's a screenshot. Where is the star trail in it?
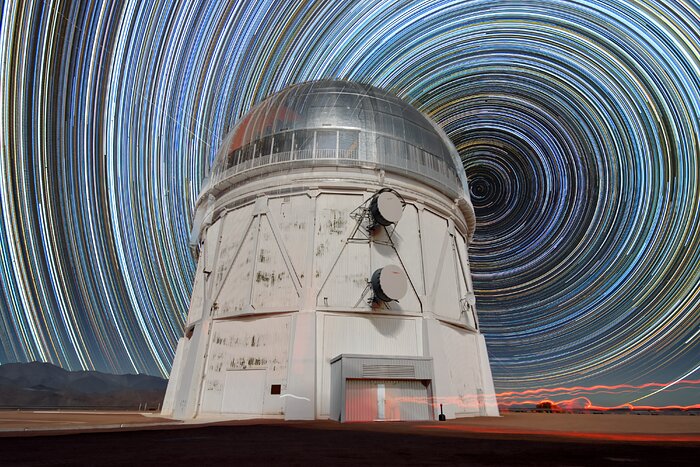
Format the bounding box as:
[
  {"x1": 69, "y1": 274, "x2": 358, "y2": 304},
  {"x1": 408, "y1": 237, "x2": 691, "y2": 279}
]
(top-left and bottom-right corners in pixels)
[{"x1": 0, "y1": 0, "x2": 698, "y2": 403}]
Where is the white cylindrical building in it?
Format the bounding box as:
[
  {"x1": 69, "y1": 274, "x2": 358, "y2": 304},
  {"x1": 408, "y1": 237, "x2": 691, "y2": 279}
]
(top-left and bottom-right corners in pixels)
[{"x1": 162, "y1": 80, "x2": 499, "y2": 421}]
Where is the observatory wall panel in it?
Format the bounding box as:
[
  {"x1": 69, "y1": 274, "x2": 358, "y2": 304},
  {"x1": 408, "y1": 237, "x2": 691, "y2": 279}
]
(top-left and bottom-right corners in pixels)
[
  {"x1": 171, "y1": 324, "x2": 206, "y2": 418},
  {"x1": 318, "y1": 241, "x2": 369, "y2": 308},
  {"x1": 330, "y1": 356, "x2": 342, "y2": 420},
  {"x1": 433, "y1": 234, "x2": 463, "y2": 322},
  {"x1": 476, "y1": 334, "x2": 499, "y2": 416},
  {"x1": 200, "y1": 316, "x2": 291, "y2": 415},
  {"x1": 161, "y1": 337, "x2": 186, "y2": 415},
  {"x1": 214, "y1": 221, "x2": 258, "y2": 315},
  {"x1": 251, "y1": 216, "x2": 299, "y2": 310},
  {"x1": 455, "y1": 232, "x2": 472, "y2": 289},
  {"x1": 203, "y1": 219, "x2": 223, "y2": 274},
  {"x1": 420, "y1": 210, "x2": 449, "y2": 298},
  {"x1": 390, "y1": 203, "x2": 425, "y2": 296},
  {"x1": 435, "y1": 323, "x2": 481, "y2": 416},
  {"x1": 454, "y1": 235, "x2": 469, "y2": 301},
  {"x1": 267, "y1": 195, "x2": 311, "y2": 286},
  {"x1": 187, "y1": 259, "x2": 205, "y2": 324},
  {"x1": 199, "y1": 373, "x2": 223, "y2": 414},
  {"x1": 212, "y1": 203, "x2": 255, "y2": 292},
  {"x1": 313, "y1": 194, "x2": 364, "y2": 292},
  {"x1": 319, "y1": 314, "x2": 420, "y2": 416},
  {"x1": 454, "y1": 232, "x2": 477, "y2": 328},
  {"x1": 370, "y1": 229, "x2": 421, "y2": 313}
]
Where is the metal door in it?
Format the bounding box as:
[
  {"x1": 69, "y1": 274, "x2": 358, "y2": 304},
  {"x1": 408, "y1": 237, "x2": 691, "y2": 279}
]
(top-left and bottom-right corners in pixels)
[
  {"x1": 221, "y1": 369, "x2": 266, "y2": 414},
  {"x1": 386, "y1": 379, "x2": 432, "y2": 421},
  {"x1": 345, "y1": 379, "x2": 378, "y2": 421}
]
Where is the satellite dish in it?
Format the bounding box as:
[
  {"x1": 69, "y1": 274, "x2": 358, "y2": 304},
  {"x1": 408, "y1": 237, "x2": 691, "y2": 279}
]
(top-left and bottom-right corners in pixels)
[
  {"x1": 371, "y1": 265, "x2": 408, "y2": 302},
  {"x1": 370, "y1": 190, "x2": 403, "y2": 226},
  {"x1": 466, "y1": 293, "x2": 476, "y2": 307}
]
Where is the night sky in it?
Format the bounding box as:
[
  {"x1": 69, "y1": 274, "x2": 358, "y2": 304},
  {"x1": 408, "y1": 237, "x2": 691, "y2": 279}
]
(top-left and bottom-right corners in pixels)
[{"x1": 1, "y1": 1, "x2": 698, "y2": 409}]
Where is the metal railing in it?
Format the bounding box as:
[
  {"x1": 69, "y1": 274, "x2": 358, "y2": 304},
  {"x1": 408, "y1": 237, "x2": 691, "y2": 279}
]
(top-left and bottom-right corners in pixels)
[{"x1": 208, "y1": 137, "x2": 460, "y2": 196}]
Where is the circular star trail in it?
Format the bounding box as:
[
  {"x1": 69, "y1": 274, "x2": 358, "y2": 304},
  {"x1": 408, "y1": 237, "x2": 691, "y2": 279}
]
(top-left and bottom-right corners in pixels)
[{"x1": 1, "y1": 1, "x2": 698, "y2": 393}]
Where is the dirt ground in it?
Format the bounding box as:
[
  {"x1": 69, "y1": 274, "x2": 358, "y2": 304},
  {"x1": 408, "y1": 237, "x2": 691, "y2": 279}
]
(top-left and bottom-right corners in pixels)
[
  {"x1": 0, "y1": 410, "x2": 172, "y2": 431},
  {"x1": 0, "y1": 411, "x2": 698, "y2": 465}
]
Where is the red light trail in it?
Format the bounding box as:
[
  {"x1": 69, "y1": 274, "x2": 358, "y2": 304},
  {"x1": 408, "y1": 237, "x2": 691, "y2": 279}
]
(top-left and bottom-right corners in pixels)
[{"x1": 496, "y1": 379, "x2": 700, "y2": 411}]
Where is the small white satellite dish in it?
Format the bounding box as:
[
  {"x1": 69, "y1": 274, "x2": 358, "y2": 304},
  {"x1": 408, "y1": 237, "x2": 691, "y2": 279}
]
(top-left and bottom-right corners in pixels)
[{"x1": 466, "y1": 292, "x2": 476, "y2": 307}]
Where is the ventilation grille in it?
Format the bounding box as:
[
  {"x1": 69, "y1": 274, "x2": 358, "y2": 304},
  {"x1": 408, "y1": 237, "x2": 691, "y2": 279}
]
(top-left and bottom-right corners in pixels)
[{"x1": 362, "y1": 364, "x2": 415, "y2": 379}]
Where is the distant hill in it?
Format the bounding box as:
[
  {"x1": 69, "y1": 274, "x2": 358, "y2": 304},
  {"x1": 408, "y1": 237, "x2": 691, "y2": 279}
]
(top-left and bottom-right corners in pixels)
[{"x1": 0, "y1": 362, "x2": 167, "y2": 410}]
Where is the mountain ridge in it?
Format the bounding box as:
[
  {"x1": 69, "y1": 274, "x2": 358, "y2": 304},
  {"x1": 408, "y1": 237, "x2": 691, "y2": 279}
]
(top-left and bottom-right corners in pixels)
[{"x1": 0, "y1": 361, "x2": 166, "y2": 409}]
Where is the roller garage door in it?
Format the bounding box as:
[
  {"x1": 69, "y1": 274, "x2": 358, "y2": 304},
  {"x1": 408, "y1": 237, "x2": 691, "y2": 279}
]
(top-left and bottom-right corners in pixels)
[{"x1": 345, "y1": 379, "x2": 431, "y2": 421}]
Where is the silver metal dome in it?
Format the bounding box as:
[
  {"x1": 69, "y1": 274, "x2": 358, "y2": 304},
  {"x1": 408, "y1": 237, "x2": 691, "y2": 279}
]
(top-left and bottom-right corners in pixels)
[{"x1": 207, "y1": 80, "x2": 469, "y2": 198}]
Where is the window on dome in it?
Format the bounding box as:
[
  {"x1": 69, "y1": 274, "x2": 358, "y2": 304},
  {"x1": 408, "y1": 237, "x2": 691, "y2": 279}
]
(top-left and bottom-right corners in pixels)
[
  {"x1": 272, "y1": 132, "x2": 293, "y2": 163},
  {"x1": 315, "y1": 130, "x2": 337, "y2": 158},
  {"x1": 339, "y1": 131, "x2": 359, "y2": 159},
  {"x1": 226, "y1": 149, "x2": 239, "y2": 170},
  {"x1": 406, "y1": 143, "x2": 423, "y2": 168},
  {"x1": 273, "y1": 132, "x2": 292, "y2": 154},
  {"x1": 422, "y1": 131, "x2": 443, "y2": 158},
  {"x1": 377, "y1": 135, "x2": 407, "y2": 167},
  {"x1": 376, "y1": 111, "x2": 394, "y2": 135},
  {"x1": 239, "y1": 143, "x2": 254, "y2": 166},
  {"x1": 255, "y1": 136, "x2": 272, "y2": 159},
  {"x1": 427, "y1": 152, "x2": 440, "y2": 173},
  {"x1": 294, "y1": 130, "x2": 314, "y2": 160}
]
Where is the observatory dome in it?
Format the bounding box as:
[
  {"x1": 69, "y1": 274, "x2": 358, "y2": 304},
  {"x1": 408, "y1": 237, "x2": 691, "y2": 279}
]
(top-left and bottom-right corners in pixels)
[
  {"x1": 206, "y1": 80, "x2": 468, "y2": 199},
  {"x1": 166, "y1": 80, "x2": 497, "y2": 422}
]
